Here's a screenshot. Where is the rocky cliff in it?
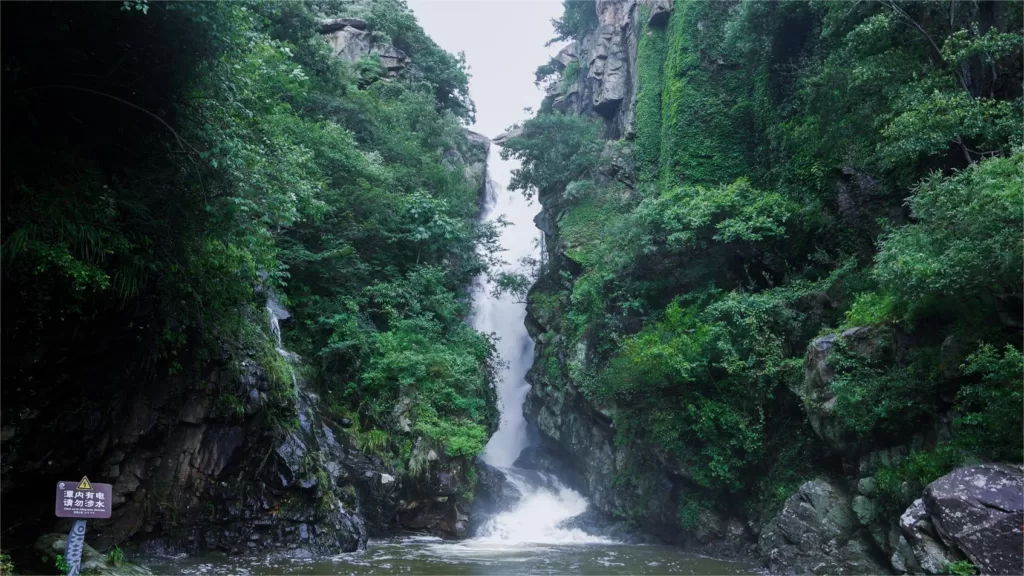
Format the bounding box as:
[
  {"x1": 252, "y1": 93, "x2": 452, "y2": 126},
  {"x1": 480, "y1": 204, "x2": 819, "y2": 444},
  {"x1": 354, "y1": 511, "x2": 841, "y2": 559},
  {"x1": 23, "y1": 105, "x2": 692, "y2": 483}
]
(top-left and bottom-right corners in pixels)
[
  {"x1": 509, "y1": 0, "x2": 1024, "y2": 573},
  {"x1": 2, "y1": 128, "x2": 493, "y2": 570}
]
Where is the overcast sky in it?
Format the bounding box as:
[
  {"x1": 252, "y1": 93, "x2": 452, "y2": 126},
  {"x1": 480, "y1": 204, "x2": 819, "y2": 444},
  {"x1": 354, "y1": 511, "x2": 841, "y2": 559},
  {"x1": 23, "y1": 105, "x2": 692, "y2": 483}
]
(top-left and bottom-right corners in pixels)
[{"x1": 406, "y1": 0, "x2": 564, "y2": 139}]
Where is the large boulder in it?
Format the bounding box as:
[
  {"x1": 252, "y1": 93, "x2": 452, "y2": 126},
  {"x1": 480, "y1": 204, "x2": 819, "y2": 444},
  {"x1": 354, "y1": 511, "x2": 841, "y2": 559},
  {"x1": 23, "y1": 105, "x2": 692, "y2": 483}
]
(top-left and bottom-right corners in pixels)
[
  {"x1": 396, "y1": 441, "x2": 477, "y2": 540},
  {"x1": 898, "y1": 498, "x2": 961, "y2": 574},
  {"x1": 794, "y1": 326, "x2": 889, "y2": 454},
  {"x1": 900, "y1": 464, "x2": 1024, "y2": 575},
  {"x1": 759, "y1": 479, "x2": 890, "y2": 574}
]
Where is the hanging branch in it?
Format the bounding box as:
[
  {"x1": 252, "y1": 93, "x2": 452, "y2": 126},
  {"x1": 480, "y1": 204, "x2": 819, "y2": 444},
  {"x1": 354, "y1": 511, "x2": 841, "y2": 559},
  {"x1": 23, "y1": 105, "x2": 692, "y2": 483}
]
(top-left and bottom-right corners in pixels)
[{"x1": 15, "y1": 84, "x2": 200, "y2": 155}]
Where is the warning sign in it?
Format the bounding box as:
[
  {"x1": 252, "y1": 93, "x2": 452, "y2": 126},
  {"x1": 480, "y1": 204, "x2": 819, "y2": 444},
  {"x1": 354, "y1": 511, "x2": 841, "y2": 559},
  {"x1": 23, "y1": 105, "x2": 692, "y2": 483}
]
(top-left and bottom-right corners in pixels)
[{"x1": 55, "y1": 477, "x2": 113, "y2": 519}]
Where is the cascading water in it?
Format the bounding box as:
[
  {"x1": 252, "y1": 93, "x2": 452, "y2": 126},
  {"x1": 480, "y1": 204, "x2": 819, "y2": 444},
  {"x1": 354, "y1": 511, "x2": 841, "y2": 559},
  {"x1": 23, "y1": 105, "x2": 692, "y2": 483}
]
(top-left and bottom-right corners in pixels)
[{"x1": 463, "y1": 145, "x2": 609, "y2": 546}]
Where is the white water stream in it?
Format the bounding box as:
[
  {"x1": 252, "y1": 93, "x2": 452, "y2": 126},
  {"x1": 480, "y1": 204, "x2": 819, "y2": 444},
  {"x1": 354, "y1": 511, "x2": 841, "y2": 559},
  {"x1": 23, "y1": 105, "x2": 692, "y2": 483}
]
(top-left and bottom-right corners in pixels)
[{"x1": 465, "y1": 146, "x2": 607, "y2": 546}]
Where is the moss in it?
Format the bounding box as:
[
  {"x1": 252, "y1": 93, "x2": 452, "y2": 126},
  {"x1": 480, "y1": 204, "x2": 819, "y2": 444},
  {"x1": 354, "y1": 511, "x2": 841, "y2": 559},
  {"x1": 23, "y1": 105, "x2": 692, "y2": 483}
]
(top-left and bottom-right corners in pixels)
[
  {"x1": 658, "y1": 0, "x2": 754, "y2": 186},
  {"x1": 634, "y1": 4, "x2": 668, "y2": 181}
]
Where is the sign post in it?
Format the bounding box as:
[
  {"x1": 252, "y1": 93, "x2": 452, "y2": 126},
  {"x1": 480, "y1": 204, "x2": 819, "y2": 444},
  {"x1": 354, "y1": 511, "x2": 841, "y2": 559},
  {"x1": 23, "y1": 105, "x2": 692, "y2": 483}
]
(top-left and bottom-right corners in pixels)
[{"x1": 55, "y1": 477, "x2": 113, "y2": 576}]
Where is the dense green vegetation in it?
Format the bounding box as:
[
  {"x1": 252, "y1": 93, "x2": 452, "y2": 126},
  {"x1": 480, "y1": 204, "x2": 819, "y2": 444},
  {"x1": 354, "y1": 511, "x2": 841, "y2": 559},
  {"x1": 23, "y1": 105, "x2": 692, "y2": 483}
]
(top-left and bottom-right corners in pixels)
[
  {"x1": 1, "y1": 0, "x2": 498, "y2": 478},
  {"x1": 504, "y1": 0, "x2": 1022, "y2": 525}
]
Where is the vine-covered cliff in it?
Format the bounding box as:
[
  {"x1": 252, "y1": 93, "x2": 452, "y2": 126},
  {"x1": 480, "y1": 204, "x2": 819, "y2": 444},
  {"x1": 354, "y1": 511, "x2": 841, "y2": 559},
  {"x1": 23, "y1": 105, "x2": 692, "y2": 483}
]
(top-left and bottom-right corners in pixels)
[{"x1": 501, "y1": 0, "x2": 1023, "y2": 573}]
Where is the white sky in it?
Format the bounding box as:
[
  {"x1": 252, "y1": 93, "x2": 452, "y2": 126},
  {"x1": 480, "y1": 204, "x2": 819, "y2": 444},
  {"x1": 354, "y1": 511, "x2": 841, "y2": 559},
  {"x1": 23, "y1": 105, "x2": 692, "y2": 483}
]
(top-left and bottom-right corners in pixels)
[{"x1": 406, "y1": 0, "x2": 565, "y2": 139}]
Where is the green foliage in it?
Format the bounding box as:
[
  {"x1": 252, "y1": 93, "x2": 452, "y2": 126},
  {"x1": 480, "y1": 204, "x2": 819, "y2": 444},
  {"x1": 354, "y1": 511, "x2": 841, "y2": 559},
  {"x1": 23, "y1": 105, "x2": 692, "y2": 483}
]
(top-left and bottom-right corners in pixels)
[
  {"x1": 360, "y1": 0, "x2": 475, "y2": 121},
  {"x1": 107, "y1": 544, "x2": 125, "y2": 566},
  {"x1": 658, "y1": 0, "x2": 755, "y2": 185},
  {"x1": 55, "y1": 554, "x2": 70, "y2": 575},
  {"x1": 946, "y1": 560, "x2": 979, "y2": 576},
  {"x1": 956, "y1": 344, "x2": 1024, "y2": 462},
  {"x1": 677, "y1": 498, "x2": 712, "y2": 530},
  {"x1": 500, "y1": 113, "x2": 604, "y2": 200},
  {"x1": 635, "y1": 6, "x2": 668, "y2": 181},
  {"x1": 0, "y1": 552, "x2": 14, "y2": 576},
  {"x1": 841, "y1": 292, "x2": 895, "y2": 329},
  {"x1": 2, "y1": 0, "x2": 502, "y2": 506},
  {"x1": 648, "y1": 178, "x2": 793, "y2": 249},
  {"x1": 874, "y1": 153, "x2": 1024, "y2": 321},
  {"x1": 873, "y1": 442, "x2": 963, "y2": 521},
  {"x1": 829, "y1": 334, "x2": 938, "y2": 440},
  {"x1": 518, "y1": 0, "x2": 1023, "y2": 535},
  {"x1": 549, "y1": 0, "x2": 598, "y2": 44},
  {"x1": 355, "y1": 429, "x2": 390, "y2": 454}
]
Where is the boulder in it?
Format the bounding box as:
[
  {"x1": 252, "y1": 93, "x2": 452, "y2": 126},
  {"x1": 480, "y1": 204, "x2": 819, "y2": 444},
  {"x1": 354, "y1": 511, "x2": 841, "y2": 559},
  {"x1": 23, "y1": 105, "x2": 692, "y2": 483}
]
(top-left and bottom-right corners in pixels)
[
  {"x1": 919, "y1": 464, "x2": 1023, "y2": 574},
  {"x1": 472, "y1": 460, "x2": 521, "y2": 519},
  {"x1": 759, "y1": 479, "x2": 890, "y2": 574},
  {"x1": 899, "y1": 498, "x2": 963, "y2": 574},
  {"x1": 794, "y1": 326, "x2": 889, "y2": 454},
  {"x1": 320, "y1": 23, "x2": 408, "y2": 74}
]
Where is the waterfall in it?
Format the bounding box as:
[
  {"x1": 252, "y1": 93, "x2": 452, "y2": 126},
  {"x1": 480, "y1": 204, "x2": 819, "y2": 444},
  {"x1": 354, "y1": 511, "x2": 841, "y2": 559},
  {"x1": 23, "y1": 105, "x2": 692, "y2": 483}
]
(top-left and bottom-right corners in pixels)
[
  {"x1": 466, "y1": 145, "x2": 607, "y2": 545},
  {"x1": 473, "y1": 164, "x2": 536, "y2": 468}
]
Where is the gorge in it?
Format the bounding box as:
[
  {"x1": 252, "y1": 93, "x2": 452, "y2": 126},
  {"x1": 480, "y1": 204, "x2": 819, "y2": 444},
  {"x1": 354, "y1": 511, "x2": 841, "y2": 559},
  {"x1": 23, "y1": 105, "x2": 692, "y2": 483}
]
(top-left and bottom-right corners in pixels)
[{"x1": 2, "y1": 1, "x2": 1023, "y2": 575}]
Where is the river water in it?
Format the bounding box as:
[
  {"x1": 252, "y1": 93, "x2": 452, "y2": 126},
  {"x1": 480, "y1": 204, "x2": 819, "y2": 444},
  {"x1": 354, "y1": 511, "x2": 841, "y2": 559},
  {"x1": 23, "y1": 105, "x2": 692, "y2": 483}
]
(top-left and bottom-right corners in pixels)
[{"x1": 144, "y1": 536, "x2": 756, "y2": 575}]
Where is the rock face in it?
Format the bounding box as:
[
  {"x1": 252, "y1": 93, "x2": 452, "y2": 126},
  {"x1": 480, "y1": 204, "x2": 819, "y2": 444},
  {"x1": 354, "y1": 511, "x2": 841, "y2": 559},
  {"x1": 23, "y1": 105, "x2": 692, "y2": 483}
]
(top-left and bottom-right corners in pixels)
[
  {"x1": 319, "y1": 19, "x2": 408, "y2": 73},
  {"x1": 759, "y1": 479, "x2": 890, "y2": 575},
  {"x1": 2, "y1": 128, "x2": 493, "y2": 560},
  {"x1": 471, "y1": 460, "x2": 521, "y2": 525},
  {"x1": 899, "y1": 464, "x2": 1024, "y2": 575},
  {"x1": 3, "y1": 343, "x2": 368, "y2": 554},
  {"x1": 544, "y1": 0, "x2": 650, "y2": 138},
  {"x1": 396, "y1": 442, "x2": 473, "y2": 540}
]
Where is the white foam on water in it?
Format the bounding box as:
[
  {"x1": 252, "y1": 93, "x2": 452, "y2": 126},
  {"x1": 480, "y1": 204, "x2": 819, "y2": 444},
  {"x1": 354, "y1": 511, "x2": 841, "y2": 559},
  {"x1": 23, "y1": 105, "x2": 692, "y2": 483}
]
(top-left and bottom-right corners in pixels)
[{"x1": 471, "y1": 472, "x2": 611, "y2": 545}]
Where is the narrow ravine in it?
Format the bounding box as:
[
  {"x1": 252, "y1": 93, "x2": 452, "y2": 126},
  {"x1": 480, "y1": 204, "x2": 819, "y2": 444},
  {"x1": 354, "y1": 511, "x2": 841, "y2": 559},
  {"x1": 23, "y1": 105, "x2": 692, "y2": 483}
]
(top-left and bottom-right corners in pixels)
[{"x1": 142, "y1": 150, "x2": 759, "y2": 576}]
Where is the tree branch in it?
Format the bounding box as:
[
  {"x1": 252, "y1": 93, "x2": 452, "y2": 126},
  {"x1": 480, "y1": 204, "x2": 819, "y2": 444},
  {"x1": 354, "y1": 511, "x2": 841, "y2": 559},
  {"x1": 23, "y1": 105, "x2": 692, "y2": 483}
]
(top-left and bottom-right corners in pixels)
[{"x1": 15, "y1": 84, "x2": 200, "y2": 155}]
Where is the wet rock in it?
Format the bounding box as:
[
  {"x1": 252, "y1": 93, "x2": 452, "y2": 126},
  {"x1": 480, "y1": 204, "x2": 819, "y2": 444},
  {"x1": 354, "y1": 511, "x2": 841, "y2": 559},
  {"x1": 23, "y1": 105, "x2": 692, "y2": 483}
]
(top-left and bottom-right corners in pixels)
[
  {"x1": 759, "y1": 479, "x2": 890, "y2": 574},
  {"x1": 916, "y1": 464, "x2": 1024, "y2": 574},
  {"x1": 36, "y1": 533, "x2": 152, "y2": 576},
  {"x1": 556, "y1": 508, "x2": 657, "y2": 544},
  {"x1": 900, "y1": 498, "x2": 962, "y2": 574},
  {"x1": 471, "y1": 460, "x2": 521, "y2": 528},
  {"x1": 857, "y1": 476, "x2": 878, "y2": 497}
]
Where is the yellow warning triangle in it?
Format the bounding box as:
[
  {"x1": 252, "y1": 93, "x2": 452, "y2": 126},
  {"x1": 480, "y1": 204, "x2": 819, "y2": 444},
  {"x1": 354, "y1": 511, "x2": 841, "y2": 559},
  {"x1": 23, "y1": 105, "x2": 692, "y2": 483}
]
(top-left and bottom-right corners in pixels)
[{"x1": 78, "y1": 476, "x2": 92, "y2": 490}]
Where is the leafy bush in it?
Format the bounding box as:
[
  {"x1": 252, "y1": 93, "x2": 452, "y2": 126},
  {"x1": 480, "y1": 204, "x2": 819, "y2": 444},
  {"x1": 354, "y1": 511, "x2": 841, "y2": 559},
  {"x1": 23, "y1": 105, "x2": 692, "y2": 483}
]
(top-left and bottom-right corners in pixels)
[
  {"x1": 500, "y1": 113, "x2": 604, "y2": 199},
  {"x1": 841, "y1": 292, "x2": 895, "y2": 328},
  {"x1": 549, "y1": 0, "x2": 598, "y2": 44},
  {"x1": 829, "y1": 335, "x2": 938, "y2": 440},
  {"x1": 874, "y1": 153, "x2": 1024, "y2": 321},
  {"x1": 107, "y1": 544, "x2": 125, "y2": 566},
  {"x1": 955, "y1": 344, "x2": 1024, "y2": 462}
]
